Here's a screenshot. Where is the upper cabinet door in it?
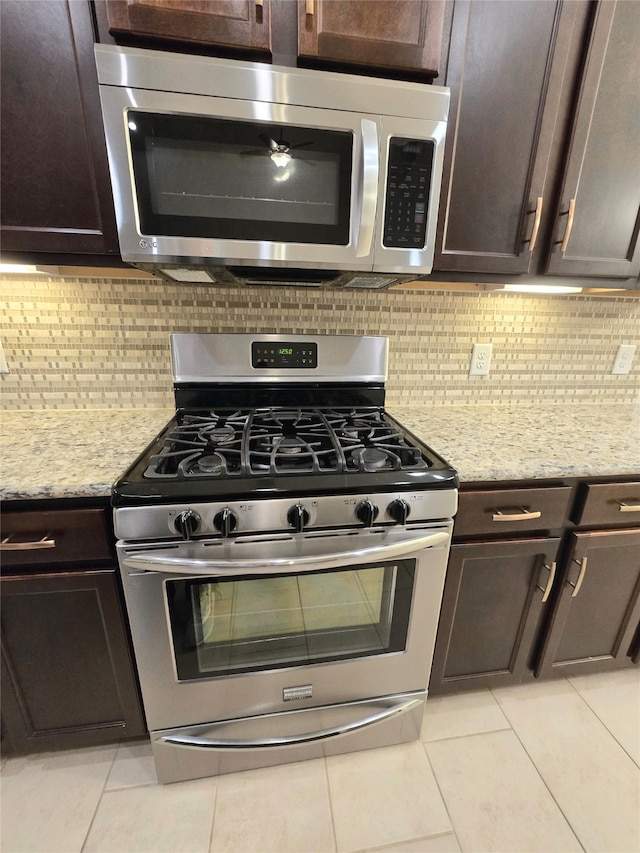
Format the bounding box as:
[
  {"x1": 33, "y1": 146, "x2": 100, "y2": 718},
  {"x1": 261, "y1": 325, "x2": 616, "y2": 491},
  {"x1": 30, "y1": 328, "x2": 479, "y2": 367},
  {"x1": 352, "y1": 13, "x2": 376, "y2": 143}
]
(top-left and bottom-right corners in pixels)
[
  {"x1": 297, "y1": 0, "x2": 446, "y2": 78},
  {"x1": 0, "y1": 0, "x2": 118, "y2": 256},
  {"x1": 434, "y1": 0, "x2": 580, "y2": 275},
  {"x1": 545, "y1": 1, "x2": 640, "y2": 279},
  {"x1": 104, "y1": 0, "x2": 272, "y2": 54}
]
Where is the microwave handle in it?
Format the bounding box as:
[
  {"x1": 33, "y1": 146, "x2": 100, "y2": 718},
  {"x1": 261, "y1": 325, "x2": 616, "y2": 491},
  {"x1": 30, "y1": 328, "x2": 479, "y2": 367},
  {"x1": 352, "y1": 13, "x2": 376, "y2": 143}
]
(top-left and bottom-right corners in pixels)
[{"x1": 355, "y1": 119, "x2": 379, "y2": 258}]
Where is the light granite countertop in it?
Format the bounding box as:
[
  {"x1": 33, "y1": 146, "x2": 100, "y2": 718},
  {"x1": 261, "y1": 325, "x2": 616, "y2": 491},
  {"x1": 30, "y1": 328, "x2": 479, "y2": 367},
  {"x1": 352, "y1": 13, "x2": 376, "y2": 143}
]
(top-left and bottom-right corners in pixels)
[{"x1": 1, "y1": 403, "x2": 638, "y2": 501}]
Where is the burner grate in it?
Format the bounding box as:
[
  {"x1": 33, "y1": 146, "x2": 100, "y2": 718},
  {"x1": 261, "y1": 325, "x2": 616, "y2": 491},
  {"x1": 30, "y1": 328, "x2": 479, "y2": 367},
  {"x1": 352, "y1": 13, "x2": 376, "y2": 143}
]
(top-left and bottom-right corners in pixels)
[{"x1": 142, "y1": 407, "x2": 429, "y2": 479}]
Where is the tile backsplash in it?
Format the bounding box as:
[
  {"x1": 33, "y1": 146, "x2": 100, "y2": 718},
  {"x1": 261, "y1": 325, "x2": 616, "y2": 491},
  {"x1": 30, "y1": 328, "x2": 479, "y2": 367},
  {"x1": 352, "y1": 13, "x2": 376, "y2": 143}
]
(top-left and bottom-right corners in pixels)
[{"x1": 1, "y1": 274, "x2": 638, "y2": 409}]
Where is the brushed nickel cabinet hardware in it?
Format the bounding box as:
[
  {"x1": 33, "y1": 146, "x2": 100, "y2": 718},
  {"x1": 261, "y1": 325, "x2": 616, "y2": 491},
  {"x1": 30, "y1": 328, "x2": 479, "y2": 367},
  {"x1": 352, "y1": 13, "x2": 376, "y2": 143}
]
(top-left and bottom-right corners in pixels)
[
  {"x1": 1, "y1": 535, "x2": 56, "y2": 551},
  {"x1": 528, "y1": 196, "x2": 543, "y2": 252},
  {"x1": 560, "y1": 198, "x2": 576, "y2": 252},
  {"x1": 568, "y1": 556, "x2": 588, "y2": 597},
  {"x1": 537, "y1": 561, "x2": 557, "y2": 602},
  {"x1": 492, "y1": 508, "x2": 542, "y2": 522},
  {"x1": 618, "y1": 501, "x2": 640, "y2": 512}
]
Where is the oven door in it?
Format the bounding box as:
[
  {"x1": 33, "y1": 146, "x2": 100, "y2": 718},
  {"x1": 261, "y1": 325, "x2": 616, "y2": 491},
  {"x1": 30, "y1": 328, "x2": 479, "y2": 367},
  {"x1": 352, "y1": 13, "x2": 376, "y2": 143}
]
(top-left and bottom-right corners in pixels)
[{"x1": 117, "y1": 524, "x2": 452, "y2": 734}]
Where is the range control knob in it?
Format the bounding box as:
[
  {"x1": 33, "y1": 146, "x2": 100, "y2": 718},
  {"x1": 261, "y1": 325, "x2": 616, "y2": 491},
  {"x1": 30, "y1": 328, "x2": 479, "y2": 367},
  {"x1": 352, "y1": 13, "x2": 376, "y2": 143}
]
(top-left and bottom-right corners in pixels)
[
  {"x1": 388, "y1": 499, "x2": 411, "y2": 525},
  {"x1": 287, "y1": 504, "x2": 310, "y2": 533},
  {"x1": 174, "y1": 509, "x2": 201, "y2": 540},
  {"x1": 213, "y1": 507, "x2": 238, "y2": 538},
  {"x1": 356, "y1": 499, "x2": 379, "y2": 527}
]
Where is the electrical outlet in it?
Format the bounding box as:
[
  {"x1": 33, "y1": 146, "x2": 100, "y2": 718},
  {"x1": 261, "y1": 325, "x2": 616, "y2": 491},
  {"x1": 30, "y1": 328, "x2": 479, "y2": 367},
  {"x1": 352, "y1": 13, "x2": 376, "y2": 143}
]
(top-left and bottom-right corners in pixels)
[
  {"x1": 0, "y1": 340, "x2": 8, "y2": 374},
  {"x1": 611, "y1": 344, "x2": 636, "y2": 375},
  {"x1": 469, "y1": 343, "x2": 493, "y2": 376}
]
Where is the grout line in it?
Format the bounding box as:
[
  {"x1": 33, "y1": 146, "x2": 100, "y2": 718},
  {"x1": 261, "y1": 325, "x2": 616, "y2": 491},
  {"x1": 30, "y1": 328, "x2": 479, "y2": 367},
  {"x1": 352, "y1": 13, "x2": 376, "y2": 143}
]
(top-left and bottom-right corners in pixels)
[
  {"x1": 488, "y1": 682, "x2": 587, "y2": 853},
  {"x1": 80, "y1": 741, "x2": 120, "y2": 853},
  {"x1": 323, "y1": 756, "x2": 339, "y2": 853},
  {"x1": 419, "y1": 739, "x2": 463, "y2": 853},
  {"x1": 564, "y1": 671, "x2": 640, "y2": 769},
  {"x1": 206, "y1": 774, "x2": 219, "y2": 853}
]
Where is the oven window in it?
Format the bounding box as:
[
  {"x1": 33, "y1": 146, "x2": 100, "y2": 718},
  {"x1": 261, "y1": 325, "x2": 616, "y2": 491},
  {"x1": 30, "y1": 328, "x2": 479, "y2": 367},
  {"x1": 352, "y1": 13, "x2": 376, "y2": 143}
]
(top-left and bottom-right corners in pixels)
[
  {"x1": 166, "y1": 560, "x2": 414, "y2": 680},
  {"x1": 128, "y1": 112, "x2": 353, "y2": 245}
]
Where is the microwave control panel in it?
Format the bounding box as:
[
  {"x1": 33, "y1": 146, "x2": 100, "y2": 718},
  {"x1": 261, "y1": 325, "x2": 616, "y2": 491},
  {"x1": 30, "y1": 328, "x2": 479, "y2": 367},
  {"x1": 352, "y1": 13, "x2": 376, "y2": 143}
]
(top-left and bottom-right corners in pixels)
[{"x1": 383, "y1": 138, "x2": 434, "y2": 249}]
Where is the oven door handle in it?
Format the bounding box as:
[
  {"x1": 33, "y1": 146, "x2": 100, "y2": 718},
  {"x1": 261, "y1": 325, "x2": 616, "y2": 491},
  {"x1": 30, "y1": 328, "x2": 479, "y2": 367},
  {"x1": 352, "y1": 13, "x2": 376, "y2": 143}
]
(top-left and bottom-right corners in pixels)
[
  {"x1": 121, "y1": 530, "x2": 450, "y2": 575},
  {"x1": 159, "y1": 695, "x2": 423, "y2": 750}
]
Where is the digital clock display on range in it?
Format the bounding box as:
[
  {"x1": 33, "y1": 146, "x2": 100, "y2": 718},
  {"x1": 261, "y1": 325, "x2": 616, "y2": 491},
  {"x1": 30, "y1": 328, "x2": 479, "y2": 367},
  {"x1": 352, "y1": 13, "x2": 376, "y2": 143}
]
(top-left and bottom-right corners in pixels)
[{"x1": 251, "y1": 341, "x2": 318, "y2": 369}]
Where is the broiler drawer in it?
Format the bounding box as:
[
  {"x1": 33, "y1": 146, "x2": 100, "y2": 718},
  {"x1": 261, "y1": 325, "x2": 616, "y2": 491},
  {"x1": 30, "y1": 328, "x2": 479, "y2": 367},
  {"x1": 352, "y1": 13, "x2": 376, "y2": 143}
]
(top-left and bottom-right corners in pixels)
[
  {"x1": 575, "y1": 481, "x2": 640, "y2": 526},
  {"x1": 0, "y1": 508, "x2": 112, "y2": 568},
  {"x1": 454, "y1": 486, "x2": 573, "y2": 538}
]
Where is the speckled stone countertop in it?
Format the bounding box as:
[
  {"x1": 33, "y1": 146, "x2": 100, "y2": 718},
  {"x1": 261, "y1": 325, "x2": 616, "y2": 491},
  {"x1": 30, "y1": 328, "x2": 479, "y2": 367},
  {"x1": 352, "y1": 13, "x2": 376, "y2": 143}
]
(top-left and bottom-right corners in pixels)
[
  {"x1": 0, "y1": 409, "x2": 174, "y2": 501},
  {"x1": 389, "y1": 403, "x2": 640, "y2": 483},
  {"x1": 1, "y1": 403, "x2": 638, "y2": 501}
]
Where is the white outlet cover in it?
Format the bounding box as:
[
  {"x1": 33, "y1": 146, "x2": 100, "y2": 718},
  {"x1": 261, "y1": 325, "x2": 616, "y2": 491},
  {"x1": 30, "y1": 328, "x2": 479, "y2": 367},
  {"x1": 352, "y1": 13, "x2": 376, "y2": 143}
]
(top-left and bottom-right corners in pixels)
[
  {"x1": 612, "y1": 344, "x2": 636, "y2": 375},
  {"x1": 469, "y1": 343, "x2": 493, "y2": 376}
]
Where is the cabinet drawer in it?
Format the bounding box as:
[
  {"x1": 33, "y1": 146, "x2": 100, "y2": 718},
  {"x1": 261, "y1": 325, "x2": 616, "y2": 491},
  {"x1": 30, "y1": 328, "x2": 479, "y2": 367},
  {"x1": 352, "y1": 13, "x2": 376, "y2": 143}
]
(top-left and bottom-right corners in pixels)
[
  {"x1": 575, "y1": 482, "x2": 640, "y2": 526},
  {"x1": 0, "y1": 509, "x2": 112, "y2": 568},
  {"x1": 454, "y1": 487, "x2": 573, "y2": 538}
]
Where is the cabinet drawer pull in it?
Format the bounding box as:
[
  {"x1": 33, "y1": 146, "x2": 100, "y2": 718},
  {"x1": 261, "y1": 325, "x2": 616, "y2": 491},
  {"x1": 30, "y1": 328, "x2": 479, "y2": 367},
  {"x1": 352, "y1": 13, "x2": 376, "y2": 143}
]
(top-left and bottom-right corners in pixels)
[
  {"x1": 1, "y1": 535, "x2": 56, "y2": 551},
  {"x1": 568, "y1": 556, "x2": 588, "y2": 598},
  {"x1": 492, "y1": 508, "x2": 542, "y2": 522},
  {"x1": 306, "y1": 0, "x2": 314, "y2": 14},
  {"x1": 537, "y1": 561, "x2": 556, "y2": 602},
  {"x1": 528, "y1": 196, "x2": 543, "y2": 252},
  {"x1": 256, "y1": 0, "x2": 263, "y2": 6},
  {"x1": 560, "y1": 198, "x2": 576, "y2": 253},
  {"x1": 619, "y1": 501, "x2": 640, "y2": 513}
]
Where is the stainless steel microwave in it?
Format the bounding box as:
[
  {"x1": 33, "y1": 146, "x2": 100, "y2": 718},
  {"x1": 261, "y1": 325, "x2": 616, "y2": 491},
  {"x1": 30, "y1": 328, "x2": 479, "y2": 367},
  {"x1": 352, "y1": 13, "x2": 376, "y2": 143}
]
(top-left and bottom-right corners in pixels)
[{"x1": 95, "y1": 45, "x2": 449, "y2": 288}]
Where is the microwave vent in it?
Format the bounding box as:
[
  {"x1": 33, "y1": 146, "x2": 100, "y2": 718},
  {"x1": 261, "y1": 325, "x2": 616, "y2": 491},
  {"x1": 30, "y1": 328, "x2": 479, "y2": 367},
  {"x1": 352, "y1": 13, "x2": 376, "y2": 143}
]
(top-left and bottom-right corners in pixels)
[
  {"x1": 342, "y1": 275, "x2": 401, "y2": 289},
  {"x1": 158, "y1": 268, "x2": 218, "y2": 284}
]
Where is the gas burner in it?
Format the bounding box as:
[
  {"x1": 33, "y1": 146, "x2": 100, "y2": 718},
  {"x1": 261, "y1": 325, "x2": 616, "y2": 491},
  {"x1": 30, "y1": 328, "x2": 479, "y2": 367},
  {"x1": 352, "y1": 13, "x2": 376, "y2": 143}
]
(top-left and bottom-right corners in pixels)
[
  {"x1": 199, "y1": 425, "x2": 236, "y2": 445},
  {"x1": 197, "y1": 453, "x2": 226, "y2": 474},
  {"x1": 351, "y1": 447, "x2": 391, "y2": 471},
  {"x1": 278, "y1": 437, "x2": 304, "y2": 455},
  {"x1": 340, "y1": 421, "x2": 375, "y2": 440}
]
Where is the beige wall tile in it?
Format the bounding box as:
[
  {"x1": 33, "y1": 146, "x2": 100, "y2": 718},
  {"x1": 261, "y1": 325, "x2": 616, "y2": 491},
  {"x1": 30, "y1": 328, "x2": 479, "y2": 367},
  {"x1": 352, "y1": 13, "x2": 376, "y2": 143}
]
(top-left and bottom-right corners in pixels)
[{"x1": 1, "y1": 275, "x2": 638, "y2": 409}]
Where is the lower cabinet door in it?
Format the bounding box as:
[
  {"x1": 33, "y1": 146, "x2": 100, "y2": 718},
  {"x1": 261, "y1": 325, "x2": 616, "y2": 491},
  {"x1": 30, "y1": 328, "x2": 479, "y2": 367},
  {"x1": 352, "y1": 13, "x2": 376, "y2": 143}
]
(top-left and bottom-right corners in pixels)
[
  {"x1": 535, "y1": 528, "x2": 640, "y2": 678},
  {"x1": 0, "y1": 570, "x2": 145, "y2": 752},
  {"x1": 429, "y1": 537, "x2": 561, "y2": 694}
]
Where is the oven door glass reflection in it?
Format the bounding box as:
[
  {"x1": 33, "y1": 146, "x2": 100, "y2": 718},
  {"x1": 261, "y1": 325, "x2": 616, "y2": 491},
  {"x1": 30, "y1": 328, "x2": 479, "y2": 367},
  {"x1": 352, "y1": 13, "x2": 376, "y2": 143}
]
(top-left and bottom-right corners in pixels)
[{"x1": 167, "y1": 560, "x2": 415, "y2": 680}]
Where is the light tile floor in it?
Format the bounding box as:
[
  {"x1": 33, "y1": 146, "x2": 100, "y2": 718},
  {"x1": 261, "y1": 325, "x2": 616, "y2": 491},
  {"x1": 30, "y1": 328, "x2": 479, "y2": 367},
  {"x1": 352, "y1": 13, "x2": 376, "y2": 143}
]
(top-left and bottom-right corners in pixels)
[{"x1": 2, "y1": 669, "x2": 639, "y2": 853}]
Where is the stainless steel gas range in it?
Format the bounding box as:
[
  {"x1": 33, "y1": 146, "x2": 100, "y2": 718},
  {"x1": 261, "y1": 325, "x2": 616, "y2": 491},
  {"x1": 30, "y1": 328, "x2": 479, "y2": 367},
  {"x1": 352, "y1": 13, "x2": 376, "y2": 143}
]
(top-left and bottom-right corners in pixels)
[{"x1": 113, "y1": 333, "x2": 458, "y2": 783}]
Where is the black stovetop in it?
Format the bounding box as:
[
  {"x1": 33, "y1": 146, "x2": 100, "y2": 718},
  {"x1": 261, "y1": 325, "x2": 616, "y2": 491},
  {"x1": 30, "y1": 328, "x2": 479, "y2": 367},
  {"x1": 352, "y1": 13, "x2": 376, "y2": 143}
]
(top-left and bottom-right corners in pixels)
[{"x1": 111, "y1": 406, "x2": 458, "y2": 506}]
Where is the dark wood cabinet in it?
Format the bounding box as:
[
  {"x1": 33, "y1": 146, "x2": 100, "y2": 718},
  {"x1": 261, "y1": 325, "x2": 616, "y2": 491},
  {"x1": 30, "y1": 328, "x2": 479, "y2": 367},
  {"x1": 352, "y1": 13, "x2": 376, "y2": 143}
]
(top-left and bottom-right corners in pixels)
[
  {"x1": 430, "y1": 538, "x2": 561, "y2": 693},
  {"x1": 297, "y1": 0, "x2": 446, "y2": 79},
  {"x1": 0, "y1": 0, "x2": 119, "y2": 260},
  {"x1": 545, "y1": 0, "x2": 640, "y2": 279},
  {"x1": 536, "y1": 528, "x2": 640, "y2": 678},
  {"x1": 100, "y1": 0, "x2": 445, "y2": 78},
  {"x1": 431, "y1": 477, "x2": 640, "y2": 694},
  {"x1": 433, "y1": 0, "x2": 640, "y2": 287},
  {"x1": 102, "y1": 0, "x2": 272, "y2": 57},
  {"x1": 0, "y1": 503, "x2": 145, "y2": 753}
]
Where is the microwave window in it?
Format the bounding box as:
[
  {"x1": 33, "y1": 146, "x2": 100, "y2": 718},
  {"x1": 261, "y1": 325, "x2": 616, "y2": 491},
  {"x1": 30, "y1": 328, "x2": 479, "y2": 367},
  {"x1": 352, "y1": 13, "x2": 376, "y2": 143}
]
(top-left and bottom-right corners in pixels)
[{"x1": 128, "y1": 112, "x2": 353, "y2": 245}]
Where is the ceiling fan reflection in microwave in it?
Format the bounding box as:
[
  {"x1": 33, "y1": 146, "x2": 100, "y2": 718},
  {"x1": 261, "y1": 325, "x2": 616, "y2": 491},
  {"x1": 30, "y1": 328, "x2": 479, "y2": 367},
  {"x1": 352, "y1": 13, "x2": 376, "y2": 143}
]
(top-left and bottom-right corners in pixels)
[{"x1": 240, "y1": 129, "x2": 315, "y2": 168}]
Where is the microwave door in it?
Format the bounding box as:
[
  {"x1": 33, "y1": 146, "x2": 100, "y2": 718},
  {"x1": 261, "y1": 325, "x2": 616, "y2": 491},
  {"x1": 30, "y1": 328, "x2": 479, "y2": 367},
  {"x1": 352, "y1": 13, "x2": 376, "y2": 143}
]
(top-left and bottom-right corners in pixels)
[
  {"x1": 372, "y1": 116, "x2": 448, "y2": 275},
  {"x1": 98, "y1": 85, "x2": 380, "y2": 271}
]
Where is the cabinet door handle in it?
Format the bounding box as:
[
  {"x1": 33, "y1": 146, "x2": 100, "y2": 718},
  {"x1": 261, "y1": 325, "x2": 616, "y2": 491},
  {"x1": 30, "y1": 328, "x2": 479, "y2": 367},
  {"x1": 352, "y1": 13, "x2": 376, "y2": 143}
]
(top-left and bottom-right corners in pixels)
[
  {"x1": 568, "y1": 556, "x2": 588, "y2": 597},
  {"x1": 619, "y1": 501, "x2": 640, "y2": 513},
  {"x1": 560, "y1": 198, "x2": 576, "y2": 253},
  {"x1": 306, "y1": 0, "x2": 315, "y2": 14},
  {"x1": 256, "y1": 0, "x2": 263, "y2": 6},
  {"x1": 528, "y1": 196, "x2": 544, "y2": 252},
  {"x1": 1, "y1": 535, "x2": 56, "y2": 551},
  {"x1": 537, "y1": 561, "x2": 556, "y2": 602},
  {"x1": 492, "y1": 508, "x2": 542, "y2": 522}
]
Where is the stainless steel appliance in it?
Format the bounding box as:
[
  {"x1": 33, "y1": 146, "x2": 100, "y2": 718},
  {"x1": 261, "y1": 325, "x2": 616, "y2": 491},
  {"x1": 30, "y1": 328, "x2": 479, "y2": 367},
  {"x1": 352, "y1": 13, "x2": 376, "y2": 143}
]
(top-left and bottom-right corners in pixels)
[
  {"x1": 113, "y1": 334, "x2": 458, "y2": 783},
  {"x1": 94, "y1": 46, "x2": 449, "y2": 288}
]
